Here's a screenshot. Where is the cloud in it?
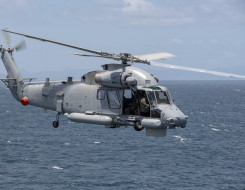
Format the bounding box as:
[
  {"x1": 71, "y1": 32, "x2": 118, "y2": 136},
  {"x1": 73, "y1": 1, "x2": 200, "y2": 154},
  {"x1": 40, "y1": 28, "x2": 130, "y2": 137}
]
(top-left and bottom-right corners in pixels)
[
  {"x1": 5, "y1": 0, "x2": 242, "y2": 27},
  {"x1": 91, "y1": 0, "x2": 245, "y2": 26},
  {"x1": 171, "y1": 38, "x2": 184, "y2": 45},
  {"x1": 118, "y1": 0, "x2": 197, "y2": 26},
  {"x1": 122, "y1": 0, "x2": 155, "y2": 15},
  {"x1": 197, "y1": 0, "x2": 245, "y2": 24},
  {"x1": 16, "y1": 0, "x2": 28, "y2": 7},
  {"x1": 0, "y1": 0, "x2": 35, "y2": 13},
  {"x1": 71, "y1": 0, "x2": 196, "y2": 26}
]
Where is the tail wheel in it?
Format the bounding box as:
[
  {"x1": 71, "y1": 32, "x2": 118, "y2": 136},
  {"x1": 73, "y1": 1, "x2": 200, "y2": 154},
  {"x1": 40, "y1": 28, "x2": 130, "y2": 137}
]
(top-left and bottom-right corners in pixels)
[{"x1": 134, "y1": 121, "x2": 144, "y2": 131}]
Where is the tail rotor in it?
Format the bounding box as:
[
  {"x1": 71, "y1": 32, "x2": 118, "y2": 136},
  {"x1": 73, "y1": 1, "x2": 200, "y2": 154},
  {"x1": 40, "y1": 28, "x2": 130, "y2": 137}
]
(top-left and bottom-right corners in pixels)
[{"x1": 2, "y1": 29, "x2": 26, "y2": 54}]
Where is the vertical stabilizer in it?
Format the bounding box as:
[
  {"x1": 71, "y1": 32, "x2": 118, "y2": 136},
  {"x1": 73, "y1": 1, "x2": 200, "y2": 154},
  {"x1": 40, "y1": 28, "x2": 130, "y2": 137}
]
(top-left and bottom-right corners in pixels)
[{"x1": 0, "y1": 47, "x2": 24, "y2": 100}]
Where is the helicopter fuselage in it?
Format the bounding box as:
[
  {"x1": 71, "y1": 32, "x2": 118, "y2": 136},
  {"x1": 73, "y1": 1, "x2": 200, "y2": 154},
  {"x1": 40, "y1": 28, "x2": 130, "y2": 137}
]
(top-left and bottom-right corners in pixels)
[
  {"x1": 1, "y1": 46, "x2": 188, "y2": 137},
  {"x1": 19, "y1": 64, "x2": 187, "y2": 137}
]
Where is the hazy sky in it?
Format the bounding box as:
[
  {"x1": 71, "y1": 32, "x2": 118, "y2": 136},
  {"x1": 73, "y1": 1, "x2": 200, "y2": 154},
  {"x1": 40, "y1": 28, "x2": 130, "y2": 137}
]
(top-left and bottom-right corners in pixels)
[{"x1": 0, "y1": 0, "x2": 245, "y2": 80}]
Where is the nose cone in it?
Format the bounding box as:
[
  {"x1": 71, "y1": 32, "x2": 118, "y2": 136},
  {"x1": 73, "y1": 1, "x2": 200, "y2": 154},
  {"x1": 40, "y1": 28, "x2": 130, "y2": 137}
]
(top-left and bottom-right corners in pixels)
[{"x1": 161, "y1": 105, "x2": 188, "y2": 129}]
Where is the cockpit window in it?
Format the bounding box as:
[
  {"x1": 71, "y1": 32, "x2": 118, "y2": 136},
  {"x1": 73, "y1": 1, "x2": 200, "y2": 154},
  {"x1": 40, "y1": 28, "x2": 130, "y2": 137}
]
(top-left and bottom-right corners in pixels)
[
  {"x1": 147, "y1": 91, "x2": 157, "y2": 106},
  {"x1": 155, "y1": 91, "x2": 170, "y2": 104}
]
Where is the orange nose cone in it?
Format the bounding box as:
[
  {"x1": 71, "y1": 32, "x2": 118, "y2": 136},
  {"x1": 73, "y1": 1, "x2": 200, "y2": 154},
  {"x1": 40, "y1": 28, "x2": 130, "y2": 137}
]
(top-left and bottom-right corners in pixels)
[{"x1": 21, "y1": 97, "x2": 29, "y2": 106}]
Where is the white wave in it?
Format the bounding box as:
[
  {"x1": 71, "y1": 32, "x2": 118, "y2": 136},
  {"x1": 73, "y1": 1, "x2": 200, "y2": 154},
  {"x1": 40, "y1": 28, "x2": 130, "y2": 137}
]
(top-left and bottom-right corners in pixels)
[
  {"x1": 180, "y1": 138, "x2": 188, "y2": 142},
  {"x1": 94, "y1": 141, "x2": 101, "y2": 144},
  {"x1": 173, "y1": 135, "x2": 182, "y2": 139},
  {"x1": 67, "y1": 121, "x2": 76, "y2": 124},
  {"x1": 211, "y1": 128, "x2": 221, "y2": 131},
  {"x1": 7, "y1": 140, "x2": 11, "y2": 143},
  {"x1": 52, "y1": 166, "x2": 63, "y2": 170},
  {"x1": 173, "y1": 136, "x2": 189, "y2": 142},
  {"x1": 64, "y1": 143, "x2": 70, "y2": 145}
]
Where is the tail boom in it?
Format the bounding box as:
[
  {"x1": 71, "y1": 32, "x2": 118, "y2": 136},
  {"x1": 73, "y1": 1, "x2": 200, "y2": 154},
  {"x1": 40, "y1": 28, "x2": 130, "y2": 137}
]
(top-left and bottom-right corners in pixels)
[{"x1": 0, "y1": 47, "x2": 24, "y2": 100}]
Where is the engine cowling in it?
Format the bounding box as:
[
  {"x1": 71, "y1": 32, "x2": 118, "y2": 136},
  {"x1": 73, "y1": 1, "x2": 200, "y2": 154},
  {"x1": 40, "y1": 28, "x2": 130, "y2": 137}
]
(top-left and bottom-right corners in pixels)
[{"x1": 95, "y1": 71, "x2": 137, "y2": 88}]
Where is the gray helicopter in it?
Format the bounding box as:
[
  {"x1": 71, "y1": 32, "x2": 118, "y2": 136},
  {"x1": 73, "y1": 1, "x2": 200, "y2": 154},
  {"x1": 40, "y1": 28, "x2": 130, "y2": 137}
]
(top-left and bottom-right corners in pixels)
[{"x1": 1, "y1": 29, "x2": 245, "y2": 137}]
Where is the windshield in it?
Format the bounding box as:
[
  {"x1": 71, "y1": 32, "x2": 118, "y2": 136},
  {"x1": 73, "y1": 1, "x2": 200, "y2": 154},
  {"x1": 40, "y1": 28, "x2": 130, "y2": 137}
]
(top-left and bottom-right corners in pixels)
[
  {"x1": 155, "y1": 91, "x2": 170, "y2": 104},
  {"x1": 147, "y1": 91, "x2": 157, "y2": 106}
]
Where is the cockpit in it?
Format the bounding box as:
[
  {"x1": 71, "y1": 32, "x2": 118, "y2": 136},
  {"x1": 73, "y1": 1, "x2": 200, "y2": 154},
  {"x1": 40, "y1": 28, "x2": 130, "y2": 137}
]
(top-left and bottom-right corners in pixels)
[
  {"x1": 147, "y1": 90, "x2": 171, "y2": 105},
  {"x1": 123, "y1": 86, "x2": 172, "y2": 118}
]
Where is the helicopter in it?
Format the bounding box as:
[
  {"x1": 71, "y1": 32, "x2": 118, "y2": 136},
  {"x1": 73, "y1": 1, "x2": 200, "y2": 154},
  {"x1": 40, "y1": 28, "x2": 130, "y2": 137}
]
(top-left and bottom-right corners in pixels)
[{"x1": 1, "y1": 29, "x2": 245, "y2": 137}]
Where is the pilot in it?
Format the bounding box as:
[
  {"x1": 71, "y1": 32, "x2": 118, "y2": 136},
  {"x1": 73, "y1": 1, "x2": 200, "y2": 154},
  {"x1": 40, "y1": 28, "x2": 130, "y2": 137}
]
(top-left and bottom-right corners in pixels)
[{"x1": 140, "y1": 95, "x2": 150, "y2": 115}]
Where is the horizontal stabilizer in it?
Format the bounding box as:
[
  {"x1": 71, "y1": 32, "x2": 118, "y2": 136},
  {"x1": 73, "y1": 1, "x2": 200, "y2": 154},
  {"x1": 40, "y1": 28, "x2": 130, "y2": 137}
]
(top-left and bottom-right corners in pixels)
[
  {"x1": 23, "y1": 78, "x2": 37, "y2": 81},
  {"x1": 0, "y1": 78, "x2": 16, "y2": 80}
]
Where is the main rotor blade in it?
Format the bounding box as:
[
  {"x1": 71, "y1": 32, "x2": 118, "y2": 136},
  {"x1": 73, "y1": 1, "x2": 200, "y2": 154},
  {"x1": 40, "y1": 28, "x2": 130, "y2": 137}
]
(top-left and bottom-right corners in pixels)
[
  {"x1": 69, "y1": 52, "x2": 121, "y2": 61},
  {"x1": 135, "y1": 52, "x2": 175, "y2": 61},
  {"x1": 151, "y1": 61, "x2": 245, "y2": 79},
  {"x1": 2, "y1": 29, "x2": 107, "y2": 56}
]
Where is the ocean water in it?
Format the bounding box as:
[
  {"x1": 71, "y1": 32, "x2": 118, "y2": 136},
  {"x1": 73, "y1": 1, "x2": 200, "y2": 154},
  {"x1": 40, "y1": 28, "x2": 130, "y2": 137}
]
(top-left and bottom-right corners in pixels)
[{"x1": 0, "y1": 81, "x2": 244, "y2": 190}]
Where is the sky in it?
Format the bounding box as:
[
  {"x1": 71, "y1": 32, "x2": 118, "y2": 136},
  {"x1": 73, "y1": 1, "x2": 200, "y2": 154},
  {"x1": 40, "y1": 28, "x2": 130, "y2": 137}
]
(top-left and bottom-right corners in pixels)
[{"x1": 0, "y1": 0, "x2": 245, "y2": 80}]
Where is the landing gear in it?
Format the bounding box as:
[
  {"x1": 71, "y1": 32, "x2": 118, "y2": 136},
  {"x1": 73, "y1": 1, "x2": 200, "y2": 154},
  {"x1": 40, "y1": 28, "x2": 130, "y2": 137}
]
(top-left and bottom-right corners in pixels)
[
  {"x1": 53, "y1": 113, "x2": 60, "y2": 128},
  {"x1": 134, "y1": 121, "x2": 144, "y2": 131},
  {"x1": 53, "y1": 121, "x2": 59, "y2": 128}
]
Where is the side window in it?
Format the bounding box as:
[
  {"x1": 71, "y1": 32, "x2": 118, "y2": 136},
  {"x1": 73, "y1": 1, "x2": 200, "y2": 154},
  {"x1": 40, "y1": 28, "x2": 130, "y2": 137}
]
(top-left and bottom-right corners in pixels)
[
  {"x1": 107, "y1": 90, "x2": 121, "y2": 109},
  {"x1": 124, "y1": 89, "x2": 132, "y2": 99},
  {"x1": 97, "y1": 89, "x2": 105, "y2": 100}
]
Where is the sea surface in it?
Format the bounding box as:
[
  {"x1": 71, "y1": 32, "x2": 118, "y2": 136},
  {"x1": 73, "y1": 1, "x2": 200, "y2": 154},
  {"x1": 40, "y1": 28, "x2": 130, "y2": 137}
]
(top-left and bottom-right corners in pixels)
[{"x1": 0, "y1": 81, "x2": 244, "y2": 190}]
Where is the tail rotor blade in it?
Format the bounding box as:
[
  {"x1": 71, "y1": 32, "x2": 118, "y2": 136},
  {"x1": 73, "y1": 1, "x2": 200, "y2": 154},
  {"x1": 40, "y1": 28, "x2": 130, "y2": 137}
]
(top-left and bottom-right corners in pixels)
[
  {"x1": 15, "y1": 40, "x2": 27, "y2": 51},
  {"x1": 2, "y1": 29, "x2": 11, "y2": 48}
]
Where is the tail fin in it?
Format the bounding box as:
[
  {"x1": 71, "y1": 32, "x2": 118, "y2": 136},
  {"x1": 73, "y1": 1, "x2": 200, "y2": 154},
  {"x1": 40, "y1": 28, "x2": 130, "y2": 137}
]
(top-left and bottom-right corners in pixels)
[{"x1": 0, "y1": 47, "x2": 24, "y2": 100}]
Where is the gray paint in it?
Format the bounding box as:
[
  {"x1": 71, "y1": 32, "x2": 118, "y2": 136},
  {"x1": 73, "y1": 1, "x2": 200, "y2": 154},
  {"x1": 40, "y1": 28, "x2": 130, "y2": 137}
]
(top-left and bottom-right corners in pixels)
[{"x1": 1, "y1": 47, "x2": 187, "y2": 137}]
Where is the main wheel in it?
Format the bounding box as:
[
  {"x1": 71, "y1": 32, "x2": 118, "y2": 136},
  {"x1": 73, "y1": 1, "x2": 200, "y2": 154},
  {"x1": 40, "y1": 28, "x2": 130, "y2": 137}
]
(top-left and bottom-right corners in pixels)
[
  {"x1": 134, "y1": 121, "x2": 144, "y2": 131},
  {"x1": 53, "y1": 121, "x2": 59, "y2": 128}
]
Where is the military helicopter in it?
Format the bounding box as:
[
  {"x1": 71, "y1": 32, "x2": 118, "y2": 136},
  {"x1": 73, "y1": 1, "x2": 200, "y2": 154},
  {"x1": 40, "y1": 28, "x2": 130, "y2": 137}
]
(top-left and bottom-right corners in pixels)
[{"x1": 1, "y1": 29, "x2": 245, "y2": 137}]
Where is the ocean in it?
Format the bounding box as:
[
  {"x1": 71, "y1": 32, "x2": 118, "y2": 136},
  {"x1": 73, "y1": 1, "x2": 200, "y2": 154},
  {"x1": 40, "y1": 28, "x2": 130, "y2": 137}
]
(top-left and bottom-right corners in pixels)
[{"x1": 0, "y1": 81, "x2": 244, "y2": 190}]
